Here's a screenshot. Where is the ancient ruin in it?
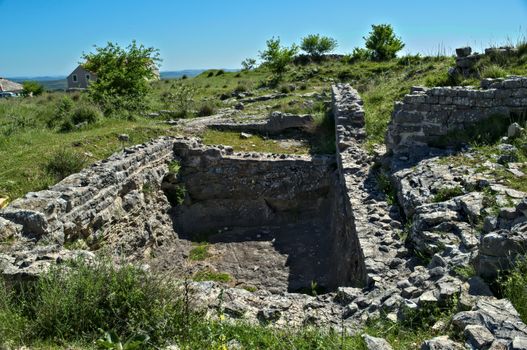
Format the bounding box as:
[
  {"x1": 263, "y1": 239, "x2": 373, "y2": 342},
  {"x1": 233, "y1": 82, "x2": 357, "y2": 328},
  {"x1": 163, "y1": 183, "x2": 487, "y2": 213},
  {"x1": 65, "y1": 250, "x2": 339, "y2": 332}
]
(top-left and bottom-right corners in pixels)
[{"x1": 2, "y1": 76, "x2": 527, "y2": 348}]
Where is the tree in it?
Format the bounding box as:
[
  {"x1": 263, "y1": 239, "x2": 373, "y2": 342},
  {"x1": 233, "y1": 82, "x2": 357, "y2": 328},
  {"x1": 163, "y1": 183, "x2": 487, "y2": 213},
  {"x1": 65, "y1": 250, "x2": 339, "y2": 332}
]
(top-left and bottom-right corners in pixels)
[
  {"x1": 82, "y1": 41, "x2": 161, "y2": 113},
  {"x1": 241, "y1": 58, "x2": 257, "y2": 71},
  {"x1": 363, "y1": 24, "x2": 405, "y2": 61},
  {"x1": 22, "y1": 81, "x2": 44, "y2": 96},
  {"x1": 300, "y1": 34, "x2": 338, "y2": 58},
  {"x1": 259, "y1": 37, "x2": 298, "y2": 80}
]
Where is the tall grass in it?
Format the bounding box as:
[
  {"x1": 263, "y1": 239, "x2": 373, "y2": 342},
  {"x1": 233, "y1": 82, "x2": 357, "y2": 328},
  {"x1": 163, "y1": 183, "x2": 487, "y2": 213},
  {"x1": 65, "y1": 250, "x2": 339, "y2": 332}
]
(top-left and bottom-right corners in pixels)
[{"x1": 502, "y1": 257, "x2": 527, "y2": 323}]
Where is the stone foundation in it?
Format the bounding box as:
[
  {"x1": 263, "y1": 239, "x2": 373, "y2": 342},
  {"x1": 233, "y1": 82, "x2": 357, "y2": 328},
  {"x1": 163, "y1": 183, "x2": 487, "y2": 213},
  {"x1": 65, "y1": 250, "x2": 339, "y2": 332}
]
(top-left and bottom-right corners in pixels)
[{"x1": 386, "y1": 76, "x2": 527, "y2": 156}]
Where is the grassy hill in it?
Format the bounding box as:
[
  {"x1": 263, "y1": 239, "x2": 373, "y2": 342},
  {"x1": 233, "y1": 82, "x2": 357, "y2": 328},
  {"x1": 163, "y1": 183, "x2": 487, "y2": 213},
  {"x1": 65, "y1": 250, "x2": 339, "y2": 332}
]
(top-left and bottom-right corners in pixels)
[{"x1": 2, "y1": 49, "x2": 527, "y2": 202}]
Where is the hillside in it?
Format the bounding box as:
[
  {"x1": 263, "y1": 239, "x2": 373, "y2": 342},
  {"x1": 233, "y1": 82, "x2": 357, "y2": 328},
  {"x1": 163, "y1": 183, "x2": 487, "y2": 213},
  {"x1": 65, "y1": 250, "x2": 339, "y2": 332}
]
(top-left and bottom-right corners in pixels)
[{"x1": 1, "y1": 41, "x2": 527, "y2": 350}]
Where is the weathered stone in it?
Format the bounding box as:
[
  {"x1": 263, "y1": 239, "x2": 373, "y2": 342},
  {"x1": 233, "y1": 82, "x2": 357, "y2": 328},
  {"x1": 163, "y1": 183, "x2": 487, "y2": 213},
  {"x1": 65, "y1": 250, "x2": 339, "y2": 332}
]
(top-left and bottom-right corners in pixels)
[
  {"x1": 420, "y1": 336, "x2": 465, "y2": 350},
  {"x1": 363, "y1": 335, "x2": 393, "y2": 350},
  {"x1": 464, "y1": 324, "x2": 495, "y2": 349},
  {"x1": 508, "y1": 123, "x2": 524, "y2": 138}
]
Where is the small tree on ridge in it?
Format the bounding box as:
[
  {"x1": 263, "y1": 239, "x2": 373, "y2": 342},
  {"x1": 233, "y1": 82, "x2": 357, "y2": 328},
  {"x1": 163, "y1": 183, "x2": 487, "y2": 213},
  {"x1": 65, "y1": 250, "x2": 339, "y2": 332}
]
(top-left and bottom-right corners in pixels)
[
  {"x1": 300, "y1": 34, "x2": 338, "y2": 59},
  {"x1": 363, "y1": 24, "x2": 405, "y2": 61}
]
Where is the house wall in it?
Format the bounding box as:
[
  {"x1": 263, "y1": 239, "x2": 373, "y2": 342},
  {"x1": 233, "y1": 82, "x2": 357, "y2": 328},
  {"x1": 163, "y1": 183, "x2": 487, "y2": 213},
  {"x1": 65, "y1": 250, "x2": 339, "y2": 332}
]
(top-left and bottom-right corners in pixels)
[{"x1": 67, "y1": 66, "x2": 97, "y2": 90}]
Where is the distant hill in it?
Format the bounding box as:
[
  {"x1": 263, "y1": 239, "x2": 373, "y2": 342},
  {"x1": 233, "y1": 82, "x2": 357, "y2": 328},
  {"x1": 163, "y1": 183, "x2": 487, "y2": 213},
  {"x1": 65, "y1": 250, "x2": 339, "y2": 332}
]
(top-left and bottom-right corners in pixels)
[{"x1": 6, "y1": 69, "x2": 239, "y2": 91}]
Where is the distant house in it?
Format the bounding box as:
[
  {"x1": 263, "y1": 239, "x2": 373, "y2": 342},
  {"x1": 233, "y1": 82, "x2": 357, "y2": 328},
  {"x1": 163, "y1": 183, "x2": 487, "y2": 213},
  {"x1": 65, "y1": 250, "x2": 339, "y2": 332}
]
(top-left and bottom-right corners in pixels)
[
  {"x1": 67, "y1": 65, "x2": 97, "y2": 91},
  {"x1": 0, "y1": 78, "x2": 23, "y2": 93}
]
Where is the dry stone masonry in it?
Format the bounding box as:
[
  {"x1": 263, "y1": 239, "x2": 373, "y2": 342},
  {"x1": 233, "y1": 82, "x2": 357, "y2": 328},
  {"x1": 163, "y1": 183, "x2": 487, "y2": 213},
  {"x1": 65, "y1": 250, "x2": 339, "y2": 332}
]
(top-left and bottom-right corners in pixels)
[
  {"x1": 1, "y1": 80, "x2": 527, "y2": 348},
  {"x1": 386, "y1": 76, "x2": 527, "y2": 157}
]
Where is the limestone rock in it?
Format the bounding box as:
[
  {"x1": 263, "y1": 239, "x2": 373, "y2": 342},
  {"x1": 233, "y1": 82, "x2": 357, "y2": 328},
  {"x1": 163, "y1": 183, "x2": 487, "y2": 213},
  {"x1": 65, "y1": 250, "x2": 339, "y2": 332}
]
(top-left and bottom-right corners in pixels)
[
  {"x1": 420, "y1": 336, "x2": 465, "y2": 350},
  {"x1": 464, "y1": 324, "x2": 495, "y2": 349},
  {"x1": 508, "y1": 123, "x2": 524, "y2": 138},
  {"x1": 363, "y1": 335, "x2": 393, "y2": 350}
]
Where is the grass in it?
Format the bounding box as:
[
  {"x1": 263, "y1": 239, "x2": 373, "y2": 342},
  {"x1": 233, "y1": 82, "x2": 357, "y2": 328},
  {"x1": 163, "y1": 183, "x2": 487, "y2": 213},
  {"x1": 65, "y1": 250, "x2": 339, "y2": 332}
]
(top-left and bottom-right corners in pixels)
[
  {"x1": 501, "y1": 257, "x2": 527, "y2": 323},
  {"x1": 0, "y1": 258, "x2": 459, "y2": 349},
  {"x1": 189, "y1": 243, "x2": 210, "y2": 261},
  {"x1": 202, "y1": 129, "x2": 310, "y2": 155},
  {"x1": 0, "y1": 117, "x2": 177, "y2": 200},
  {"x1": 192, "y1": 269, "x2": 232, "y2": 283},
  {"x1": 432, "y1": 186, "x2": 464, "y2": 203}
]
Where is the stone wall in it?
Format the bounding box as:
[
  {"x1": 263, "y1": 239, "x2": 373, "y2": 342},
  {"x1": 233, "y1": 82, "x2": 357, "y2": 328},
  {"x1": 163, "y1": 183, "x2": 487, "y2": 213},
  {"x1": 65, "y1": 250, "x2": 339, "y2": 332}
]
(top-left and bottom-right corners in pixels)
[
  {"x1": 386, "y1": 76, "x2": 527, "y2": 156},
  {"x1": 0, "y1": 137, "x2": 176, "y2": 250},
  {"x1": 171, "y1": 138, "x2": 335, "y2": 234}
]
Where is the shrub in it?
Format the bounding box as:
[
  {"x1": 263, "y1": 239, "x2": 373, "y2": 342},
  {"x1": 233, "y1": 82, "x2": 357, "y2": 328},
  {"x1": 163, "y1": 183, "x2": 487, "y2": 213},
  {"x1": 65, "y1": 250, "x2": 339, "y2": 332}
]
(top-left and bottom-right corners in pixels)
[
  {"x1": 196, "y1": 102, "x2": 216, "y2": 117},
  {"x1": 0, "y1": 259, "x2": 188, "y2": 346},
  {"x1": 215, "y1": 70, "x2": 225, "y2": 76},
  {"x1": 364, "y1": 24, "x2": 405, "y2": 61},
  {"x1": 432, "y1": 186, "x2": 464, "y2": 202},
  {"x1": 22, "y1": 81, "x2": 44, "y2": 96},
  {"x1": 259, "y1": 37, "x2": 298, "y2": 80},
  {"x1": 480, "y1": 64, "x2": 508, "y2": 78},
  {"x1": 45, "y1": 149, "x2": 87, "y2": 180},
  {"x1": 349, "y1": 47, "x2": 372, "y2": 62},
  {"x1": 160, "y1": 84, "x2": 196, "y2": 117},
  {"x1": 241, "y1": 58, "x2": 257, "y2": 71},
  {"x1": 300, "y1": 34, "x2": 338, "y2": 59},
  {"x1": 71, "y1": 105, "x2": 102, "y2": 125}
]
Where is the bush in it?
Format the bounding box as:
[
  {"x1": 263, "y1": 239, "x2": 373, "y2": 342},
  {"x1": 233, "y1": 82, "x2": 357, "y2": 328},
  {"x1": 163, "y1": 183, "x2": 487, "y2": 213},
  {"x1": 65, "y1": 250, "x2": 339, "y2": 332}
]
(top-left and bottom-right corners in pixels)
[
  {"x1": 348, "y1": 47, "x2": 372, "y2": 63},
  {"x1": 45, "y1": 149, "x2": 87, "y2": 180},
  {"x1": 300, "y1": 34, "x2": 338, "y2": 59},
  {"x1": 0, "y1": 259, "x2": 188, "y2": 346},
  {"x1": 215, "y1": 70, "x2": 225, "y2": 76},
  {"x1": 241, "y1": 58, "x2": 257, "y2": 71},
  {"x1": 364, "y1": 24, "x2": 405, "y2": 61},
  {"x1": 71, "y1": 105, "x2": 102, "y2": 125},
  {"x1": 22, "y1": 81, "x2": 44, "y2": 96},
  {"x1": 196, "y1": 102, "x2": 216, "y2": 117},
  {"x1": 259, "y1": 37, "x2": 298, "y2": 80},
  {"x1": 160, "y1": 84, "x2": 196, "y2": 117}
]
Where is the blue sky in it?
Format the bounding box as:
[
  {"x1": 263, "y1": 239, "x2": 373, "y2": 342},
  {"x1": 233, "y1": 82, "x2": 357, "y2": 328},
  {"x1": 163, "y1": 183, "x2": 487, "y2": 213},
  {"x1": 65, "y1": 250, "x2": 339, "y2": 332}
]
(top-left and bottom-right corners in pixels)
[{"x1": 1, "y1": 0, "x2": 526, "y2": 76}]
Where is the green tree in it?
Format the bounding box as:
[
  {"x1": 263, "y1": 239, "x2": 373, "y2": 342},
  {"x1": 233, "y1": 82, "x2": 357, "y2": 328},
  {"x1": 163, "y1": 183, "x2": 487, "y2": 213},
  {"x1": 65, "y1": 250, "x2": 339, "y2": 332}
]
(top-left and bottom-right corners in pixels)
[
  {"x1": 300, "y1": 34, "x2": 338, "y2": 58},
  {"x1": 363, "y1": 24, "x2": 405, "y2": 61},
  {"x1": 241, "y1": 58, "x2": 257, "y2": 71},
  {"x1": 82, "y1": 41, "x2": 161, "y2": 114},
  {"x1": 259, "y1": 37, "x2": 298, "y2": 80},
  {"x1": 22, "y1": 81, "x2": 44, "y2": 96}
]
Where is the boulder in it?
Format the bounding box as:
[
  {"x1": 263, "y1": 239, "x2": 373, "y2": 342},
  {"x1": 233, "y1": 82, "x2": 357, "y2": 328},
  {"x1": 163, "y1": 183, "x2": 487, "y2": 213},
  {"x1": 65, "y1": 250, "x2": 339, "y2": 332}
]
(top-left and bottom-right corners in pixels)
[
  {"x1": 363, "y1": 335, "x2": 393, "y2": 350},
  {"x1": 508, "y1": 123, "x2": 524, "y2": 138},
  {"x1": 456, "y1": 47, "x2": 472, "y2": 58},
  {"x1": 464, "y1": 324, "x2": 495, "y2": 349},
  {"x1": 420, "y1": 336, "x2": 465, "y2": 350}
]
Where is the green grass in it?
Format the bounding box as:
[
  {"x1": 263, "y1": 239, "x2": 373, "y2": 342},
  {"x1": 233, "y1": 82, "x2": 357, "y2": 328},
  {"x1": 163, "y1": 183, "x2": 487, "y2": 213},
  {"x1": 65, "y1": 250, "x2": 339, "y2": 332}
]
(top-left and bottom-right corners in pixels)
[
  {"x1": 192, "y1": 269, "x2": 232, "y2": 283},
  {"x1": 189, "y1": 243, "x2": 210, "y2": 261},
  {"x1": 0, "y1": 259, "x2": 460, "y2": 349},
  {"x1": 432, "y1": 186, "x2": 464, "y2": 203},
  {"x1": 0, "y1": 117, "x2": 177, "y2": 200},
  {"x1": 202, "y1": 129, "x2": 310, "y2": 155},
  {"x1": 501, "y1": 257, "x2": 527, "y2": 323}
]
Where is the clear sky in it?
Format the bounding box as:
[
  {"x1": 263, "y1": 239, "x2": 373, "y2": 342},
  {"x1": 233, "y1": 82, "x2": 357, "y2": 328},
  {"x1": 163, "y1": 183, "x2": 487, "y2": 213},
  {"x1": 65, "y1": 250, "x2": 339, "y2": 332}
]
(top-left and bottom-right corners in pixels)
[{"x1": 1, "y1": 0, "x2": 526, "y2": 77}]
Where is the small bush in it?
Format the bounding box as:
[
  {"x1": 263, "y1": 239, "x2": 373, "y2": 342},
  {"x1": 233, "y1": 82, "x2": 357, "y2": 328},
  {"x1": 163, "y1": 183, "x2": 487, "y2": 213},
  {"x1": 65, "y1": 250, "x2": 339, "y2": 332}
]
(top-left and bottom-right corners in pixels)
[
  {"x1": 215, "y1": 70, "x2": 225, "y2": 76},
  {"x1": 241, "y1": 58, "x2": 257, "y2": 71},
  {"x1": 71, "y1": 105, "x2": 102, "y2": 125},
  {"x1": 45, "y1": 149, "x2": 87, "y2": 180},
  {"x1": 300, "y1": 34, "x2": 338, "y2": 59},
  {"x1": 480, "y1": 64, "x2": 508, "y2": 78},
  {"x1": 196, "y1": 102, "x2": 216, "y2": 117},
  {"x1": 432, "y1": 186, "x2": 464, "y2": 202},
  {"x1": 207, "y1": 71, "x2": 214, "y2": 78},
  {"x1": 348, "y1": 47, "x2": 371, "y2": 63},
  {"x1": 22, "y1": 81, "x2": 44, "y2": 96}
]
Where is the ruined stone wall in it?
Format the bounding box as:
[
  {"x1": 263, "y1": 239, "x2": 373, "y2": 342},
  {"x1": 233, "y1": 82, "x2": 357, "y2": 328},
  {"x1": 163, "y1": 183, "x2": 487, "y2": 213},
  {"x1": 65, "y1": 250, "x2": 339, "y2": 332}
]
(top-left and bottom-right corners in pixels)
[
  {"x1": 386, "y1": 76, "x2": 527, "y2": 155},
  {"x1": 331, "y1": 84, "x2": 368, "y2": 287},
  {"x1": 0, "y1": 137, "x2": 176, "y2": 248},
  {"x1": 171, "y1": 138, "x2": 335, "y2": 235}
]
